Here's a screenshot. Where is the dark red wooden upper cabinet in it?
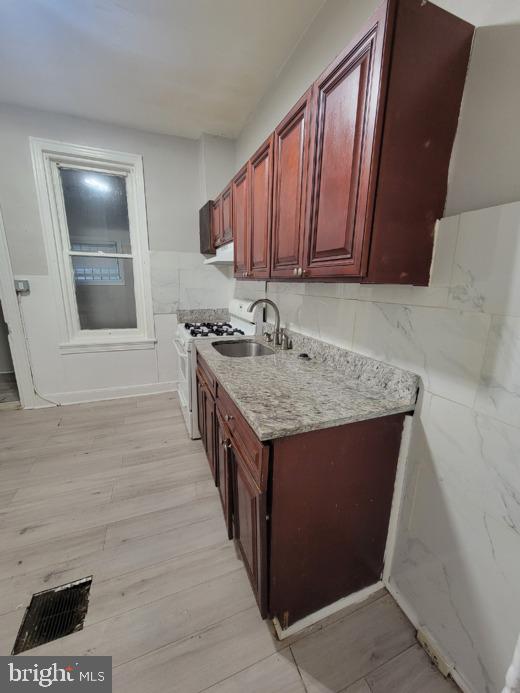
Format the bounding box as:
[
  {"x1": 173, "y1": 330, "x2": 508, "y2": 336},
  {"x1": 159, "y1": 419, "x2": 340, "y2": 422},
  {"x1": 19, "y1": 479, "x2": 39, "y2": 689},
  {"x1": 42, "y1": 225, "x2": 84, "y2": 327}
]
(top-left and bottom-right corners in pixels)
[
  {"x1": 249, "y1": 136, "x2": 274, "y2": 280},
  {"x1": 271, "y1": 90, "x2": 312, "y2": 279},
  {"x1": 303, "y1": 6, "x2": 387, "y2": 279},
  {"x1": 221, "y1": 184, "x2": 232, "y2": 244},
  {"x1": 229, "y1": 0, "x2": 473, "y2": 284},
  {"x1": 211, "y1": 195, "x2": 222, "y2": 248},
  {"x1": 232, "y1": 165, "x2": 250, "y2": 278},
  {"x1": 366, "y1": 0, "x2": 474, "y2": 285}
]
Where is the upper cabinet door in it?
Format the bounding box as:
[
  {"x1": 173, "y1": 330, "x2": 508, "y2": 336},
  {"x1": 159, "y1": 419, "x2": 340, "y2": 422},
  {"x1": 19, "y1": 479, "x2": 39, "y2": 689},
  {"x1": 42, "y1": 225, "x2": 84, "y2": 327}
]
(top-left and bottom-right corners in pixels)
[
  {"x1": 232, "y1": 165, "x2": 250, "y2": 278},
  {"x1": 249, "y1": 136, "x2": 274, "y2": 280},
  {"x1": 221, "y1": 184, "x2": 232, "y2": 244},
  {"x1": 271, "y1": 91, "x2": 312, "y2": 279},
  {"x1": 211, "y1": 196, "x2": 222, "y2": 248},
  {"x1": 303, "y1": 12, "x2": 386, "y2": 279}
]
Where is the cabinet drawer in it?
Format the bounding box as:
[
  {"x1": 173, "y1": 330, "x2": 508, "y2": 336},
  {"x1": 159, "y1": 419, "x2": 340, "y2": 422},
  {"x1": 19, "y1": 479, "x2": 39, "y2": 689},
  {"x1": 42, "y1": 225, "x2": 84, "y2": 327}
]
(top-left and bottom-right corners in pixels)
[
  {"x1": 217, "y1": 385, "x2": 269, "y2": 491},
  {"x1": 196, "y1": 353, "x2": 217, "y2": 396}
]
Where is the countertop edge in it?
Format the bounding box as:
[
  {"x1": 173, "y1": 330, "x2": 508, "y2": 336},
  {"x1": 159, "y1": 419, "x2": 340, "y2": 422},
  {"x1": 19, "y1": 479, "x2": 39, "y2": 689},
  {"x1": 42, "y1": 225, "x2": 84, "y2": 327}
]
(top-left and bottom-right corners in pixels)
[{"x1": 252, "y1": 402, "x2": 415, "y2": 441}]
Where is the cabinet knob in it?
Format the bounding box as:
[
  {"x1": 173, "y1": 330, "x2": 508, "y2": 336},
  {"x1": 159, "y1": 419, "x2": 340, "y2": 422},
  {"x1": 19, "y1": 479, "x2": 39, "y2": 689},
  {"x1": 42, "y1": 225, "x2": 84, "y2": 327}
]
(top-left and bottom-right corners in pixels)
[
  {"x1": 224, "y1": 414, "x2": 234, "y2": 422},
  {"x1": 293, "y1": 267, "x2": 298, "y2": 276}
]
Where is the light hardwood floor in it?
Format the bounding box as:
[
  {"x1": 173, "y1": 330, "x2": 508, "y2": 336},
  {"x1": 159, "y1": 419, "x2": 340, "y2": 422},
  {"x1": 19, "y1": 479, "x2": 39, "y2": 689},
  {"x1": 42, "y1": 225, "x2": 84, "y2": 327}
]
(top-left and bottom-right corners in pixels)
[{"x1": 0, "y1": 393, "x2": 457, "y2": 692}]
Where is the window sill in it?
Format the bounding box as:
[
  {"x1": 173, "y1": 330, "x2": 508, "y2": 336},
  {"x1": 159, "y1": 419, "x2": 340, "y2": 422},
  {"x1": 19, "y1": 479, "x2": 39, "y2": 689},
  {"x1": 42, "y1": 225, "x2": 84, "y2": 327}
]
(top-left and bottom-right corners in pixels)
[{"x1": 59, "y1": 339, "x2": 156, "y2": 355}]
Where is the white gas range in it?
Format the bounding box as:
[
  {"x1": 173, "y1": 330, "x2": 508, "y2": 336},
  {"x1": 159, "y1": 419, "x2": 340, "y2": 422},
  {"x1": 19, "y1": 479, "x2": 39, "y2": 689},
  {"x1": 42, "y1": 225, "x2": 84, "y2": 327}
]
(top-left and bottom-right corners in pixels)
[{"x1": 174, "y1": 299, "x2": 260, "y2": 439}]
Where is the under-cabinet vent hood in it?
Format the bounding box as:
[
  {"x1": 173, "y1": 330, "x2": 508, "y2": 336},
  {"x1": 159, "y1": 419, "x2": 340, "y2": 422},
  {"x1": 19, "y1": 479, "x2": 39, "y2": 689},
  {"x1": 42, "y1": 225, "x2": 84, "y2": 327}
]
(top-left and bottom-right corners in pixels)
[{"x1": 204, "y1": 242, "x2": 233, "y2": 265}]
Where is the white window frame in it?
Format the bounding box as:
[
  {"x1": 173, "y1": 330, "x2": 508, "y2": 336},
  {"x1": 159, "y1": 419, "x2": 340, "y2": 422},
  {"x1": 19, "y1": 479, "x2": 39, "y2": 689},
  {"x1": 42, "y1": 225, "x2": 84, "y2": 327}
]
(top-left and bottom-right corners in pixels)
[{"x1": 30, "y1": 138, "x2": 155, "y2": 354}]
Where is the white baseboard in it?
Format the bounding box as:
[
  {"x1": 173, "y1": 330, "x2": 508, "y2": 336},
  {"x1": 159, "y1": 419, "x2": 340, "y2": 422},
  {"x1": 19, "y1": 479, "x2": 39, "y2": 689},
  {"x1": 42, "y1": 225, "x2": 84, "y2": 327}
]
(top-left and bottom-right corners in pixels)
[
  {"x1": 272, "y1": 581, "x2": 384, "y2": 641},
  {"x1": 25, "y1": 381, "x2": 178, "y2": 408},
  {"x1": 385, "y1": 579, "x2": 474, "y2": 693}
]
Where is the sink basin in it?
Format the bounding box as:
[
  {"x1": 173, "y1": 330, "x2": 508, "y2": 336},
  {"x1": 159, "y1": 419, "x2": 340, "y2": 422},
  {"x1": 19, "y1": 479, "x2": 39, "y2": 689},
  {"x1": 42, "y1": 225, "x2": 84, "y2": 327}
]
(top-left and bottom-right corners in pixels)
[{"x1": 212, "y1": 339, "x2": 275, "y2": 358}]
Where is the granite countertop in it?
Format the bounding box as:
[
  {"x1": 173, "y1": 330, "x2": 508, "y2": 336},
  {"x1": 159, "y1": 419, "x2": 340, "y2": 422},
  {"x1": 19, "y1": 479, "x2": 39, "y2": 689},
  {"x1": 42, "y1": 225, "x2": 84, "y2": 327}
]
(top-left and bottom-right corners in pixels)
[{"x1": 195, "y1": 335, "x2": 419, "y2": 441}]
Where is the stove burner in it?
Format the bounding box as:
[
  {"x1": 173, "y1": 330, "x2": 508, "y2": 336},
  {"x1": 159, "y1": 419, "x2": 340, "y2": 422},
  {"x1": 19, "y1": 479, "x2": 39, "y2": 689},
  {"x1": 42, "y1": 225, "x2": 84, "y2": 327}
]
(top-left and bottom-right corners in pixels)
[{"x1": 185, "y1": 320, "x2": 246, "y2": 339}]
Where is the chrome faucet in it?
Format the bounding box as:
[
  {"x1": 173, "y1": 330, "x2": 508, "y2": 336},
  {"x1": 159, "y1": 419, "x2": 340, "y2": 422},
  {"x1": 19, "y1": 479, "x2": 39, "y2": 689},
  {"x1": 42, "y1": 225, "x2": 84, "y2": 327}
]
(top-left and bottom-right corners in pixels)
[{"x1": 248, "y1": 298, "x2": 283, "y2": 346}]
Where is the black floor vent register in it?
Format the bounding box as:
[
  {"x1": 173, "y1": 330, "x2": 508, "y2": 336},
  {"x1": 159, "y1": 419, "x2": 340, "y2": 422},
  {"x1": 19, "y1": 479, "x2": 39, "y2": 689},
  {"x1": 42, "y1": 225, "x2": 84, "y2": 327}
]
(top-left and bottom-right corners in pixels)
[{"x1": 12, "y1": 576, "x2": 93, "y2": 654}]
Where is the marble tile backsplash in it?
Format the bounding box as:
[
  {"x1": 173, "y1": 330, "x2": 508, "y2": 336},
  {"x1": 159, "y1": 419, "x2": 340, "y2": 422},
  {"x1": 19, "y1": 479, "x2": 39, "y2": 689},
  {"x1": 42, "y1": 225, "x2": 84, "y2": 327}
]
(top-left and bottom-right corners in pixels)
[
  {"x1": 150, "y1": 250, "x2": 234, "y2": 314},
  {"x1": 262, "y1": 201, "x2": 520, "y2": 693}
]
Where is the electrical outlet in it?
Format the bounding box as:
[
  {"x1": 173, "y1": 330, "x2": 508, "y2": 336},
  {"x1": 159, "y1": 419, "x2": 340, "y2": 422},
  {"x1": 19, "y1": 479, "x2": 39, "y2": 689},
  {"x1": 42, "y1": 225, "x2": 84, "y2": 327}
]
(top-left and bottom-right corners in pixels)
[
  {"x1": 14, "y1": 279, "x2": 30, "y2": 294},
  {"x1": 417, "y1": 627, "x2": 455, "y2": 678}
]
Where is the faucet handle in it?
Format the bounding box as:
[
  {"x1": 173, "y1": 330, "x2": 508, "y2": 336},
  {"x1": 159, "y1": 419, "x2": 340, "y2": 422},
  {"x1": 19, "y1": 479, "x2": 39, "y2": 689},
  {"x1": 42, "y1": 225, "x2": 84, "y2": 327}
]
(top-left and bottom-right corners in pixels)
[{"x1": 281, "y1": 331, "x2": 293, "y2": 350}]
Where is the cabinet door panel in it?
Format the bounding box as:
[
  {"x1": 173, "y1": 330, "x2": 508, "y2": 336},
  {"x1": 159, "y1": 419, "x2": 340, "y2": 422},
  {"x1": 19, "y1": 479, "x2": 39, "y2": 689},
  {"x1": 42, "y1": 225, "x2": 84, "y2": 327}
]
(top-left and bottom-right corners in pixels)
[
  {"x1": 232, "y1": 165, "x2": 249, "y2": 278},
  {"x1": 249, "y1": 136, "x2": 273, "y2": 279},
  {"x1": 304, "y1": 20, "x2": 384, "y2": 278},
  {"x1": 196, "y1": 370, "x2": 217, "y2": 482},
  {"x1": 205, "y1": 386, "x2": 216, "y2": 482},
  {"x1": 211, "y1": 196, "x2": 222, "y2": 248},
  {"x1": 216, "y1": 410, "x2": 233, "y2": 539},
  {"x1": 196, "y1": 374, "x2": 205, "y2": 441},
  {"x1": 221, "y1": 184, "x2": 232, "y2": 244},
  {"x1": 272, "y1": 91, "x2": 312, "y2": 278},
  {"x1": 231, "y1": 445, "x2": 267, "y2": 617}
]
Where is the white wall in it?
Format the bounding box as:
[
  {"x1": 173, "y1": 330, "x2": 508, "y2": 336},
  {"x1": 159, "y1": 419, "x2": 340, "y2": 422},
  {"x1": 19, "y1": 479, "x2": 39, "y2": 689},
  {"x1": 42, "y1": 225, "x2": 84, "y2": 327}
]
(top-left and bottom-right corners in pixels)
[
  {"x1": 234, "y1": 1, "x2": 520, "y2": 691},
  {"x1": 198, "y1": 133, "x2": 236, "y2": 204},
  {"x1": 0, "y1": 103, "x2": 235, "y2": 403}
]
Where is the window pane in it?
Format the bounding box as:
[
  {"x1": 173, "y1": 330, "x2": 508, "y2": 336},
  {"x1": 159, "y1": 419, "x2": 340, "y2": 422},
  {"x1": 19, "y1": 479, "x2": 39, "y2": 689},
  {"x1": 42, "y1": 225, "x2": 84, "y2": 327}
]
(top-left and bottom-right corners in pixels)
[
  {"x1": 59, "y1": 168, "x2": 131, "y2": 254},
  {"x1": 72, "y1": 257, "x2": 137, "y2": 330},
  {"x1": 73, "y1": 254, "x2": 124, "y2": 284}
]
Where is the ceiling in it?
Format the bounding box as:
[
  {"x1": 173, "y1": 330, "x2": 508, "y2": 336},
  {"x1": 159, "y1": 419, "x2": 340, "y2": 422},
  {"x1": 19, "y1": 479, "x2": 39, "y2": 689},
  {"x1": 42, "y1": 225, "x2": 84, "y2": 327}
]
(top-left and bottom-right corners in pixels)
[{"x1": 0, "y1": 0, "x2": 325, "y2": 140}]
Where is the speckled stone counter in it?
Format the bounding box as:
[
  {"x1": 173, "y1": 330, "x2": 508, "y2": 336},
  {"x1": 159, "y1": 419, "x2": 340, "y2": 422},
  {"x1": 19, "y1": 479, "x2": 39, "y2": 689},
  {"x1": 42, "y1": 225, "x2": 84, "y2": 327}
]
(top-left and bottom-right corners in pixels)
[{"x1": 195, "y1": 335, "x2": 419, "y2": 441}]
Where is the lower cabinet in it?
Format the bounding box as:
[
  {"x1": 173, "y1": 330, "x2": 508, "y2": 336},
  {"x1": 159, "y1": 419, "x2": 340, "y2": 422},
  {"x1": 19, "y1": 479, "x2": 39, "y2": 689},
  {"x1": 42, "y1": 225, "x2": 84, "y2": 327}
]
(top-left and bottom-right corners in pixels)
[
  {"x1": 196, "y1": 355, "x2": 406, "y2": 630},
  {"x1": 228, "y1": 437, "x2": 268, "y2": 617},
  {"x1": 196, "y1": 368, "x2": 216, "y2": 482}
]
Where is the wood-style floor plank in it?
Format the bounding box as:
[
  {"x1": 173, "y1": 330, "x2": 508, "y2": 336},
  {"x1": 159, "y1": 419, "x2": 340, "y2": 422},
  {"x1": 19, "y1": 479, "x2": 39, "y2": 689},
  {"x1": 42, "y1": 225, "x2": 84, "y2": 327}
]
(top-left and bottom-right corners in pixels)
[
  {"x1": 365, "y1": 644, "x2": 459, "y2": 692},
  {"x1": 201, "y1": 651, "x2": 306, "y2": 693},
  {"x1": 290, "y1": 594, "x2": 416, "y2": 692},
  {"x1": 0, "y1": 393, "x2": 456, "y2": 693}
]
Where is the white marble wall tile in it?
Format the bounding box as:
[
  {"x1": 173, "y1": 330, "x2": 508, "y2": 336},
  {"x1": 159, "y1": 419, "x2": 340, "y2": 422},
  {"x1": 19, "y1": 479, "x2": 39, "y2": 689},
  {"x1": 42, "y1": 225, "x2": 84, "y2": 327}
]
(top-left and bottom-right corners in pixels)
[
  {"x1": 232, "y1": 279, "x2": 266, "y2": 301},
  {"x1": 303, "y1": 282, "x2": 359, "y2": 300},
  {"x1": 150, "y1": 251, "x2": 180, "y2": 314},
  {"x1": 268, "y1": 291, "x2": 356, "y2": 349},
  {"x1": 352, "y1": 302, "x2": 491, "y2": 407},
  {"x1": 268, "y1": 281, "x2": 306, "y2": 295},
  {"x1": 391, "y1": 457, "x2": 520, "y2": 693},
  {"x1": 425, "y1": 395, "x2": 520, "y2": 535},
  {"x1": 151, "y1": 250, "x2": 234, "y2": 312},
  {"x1": 154, "y1": 313, "x2": 178, "y2": 383},
  {"x1": 475, "y1": 315, "x2": 520, "y2": 428},
  {"x1": 356, "y1": 284, "x2": 449, "y2": 308},
  {"x1": 448, "y1": 201, "x2": 520, "y2": 315},
  {"x1": 429, "y1": 216, "x2": 460, "y2": 288}
]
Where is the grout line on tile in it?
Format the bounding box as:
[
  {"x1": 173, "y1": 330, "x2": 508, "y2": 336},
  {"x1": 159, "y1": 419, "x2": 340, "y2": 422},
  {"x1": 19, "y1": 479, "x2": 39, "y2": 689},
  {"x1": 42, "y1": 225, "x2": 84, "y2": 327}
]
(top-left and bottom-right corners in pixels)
[{"x1": 289, "y1": 645, "x2": 309, "y2": 693}]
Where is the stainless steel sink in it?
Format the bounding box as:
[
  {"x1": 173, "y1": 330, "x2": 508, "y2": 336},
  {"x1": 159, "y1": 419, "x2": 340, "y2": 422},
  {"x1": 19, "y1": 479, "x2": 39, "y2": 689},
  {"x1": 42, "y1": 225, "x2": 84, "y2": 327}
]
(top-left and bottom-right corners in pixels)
[{"x1": 211, "y1": 339, "x2": 275, "y2": 358}]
